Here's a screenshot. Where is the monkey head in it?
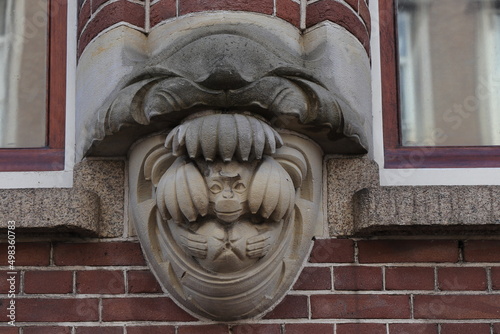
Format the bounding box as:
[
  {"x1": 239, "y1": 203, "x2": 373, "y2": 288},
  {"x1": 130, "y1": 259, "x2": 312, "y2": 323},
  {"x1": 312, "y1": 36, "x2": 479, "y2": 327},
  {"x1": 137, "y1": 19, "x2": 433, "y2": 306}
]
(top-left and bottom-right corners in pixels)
[{"x1": 203, "y1": 161, "x2": 257, "y2": 223}]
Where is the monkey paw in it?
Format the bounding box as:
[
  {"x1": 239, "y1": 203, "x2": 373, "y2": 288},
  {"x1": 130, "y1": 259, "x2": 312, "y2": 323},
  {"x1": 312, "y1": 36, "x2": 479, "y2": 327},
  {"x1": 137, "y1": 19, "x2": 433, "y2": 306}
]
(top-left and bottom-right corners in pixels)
[
  {"x1": 180, "y1": 233, "x2": 208, "y2": 259},
  {"x1": 246, "y1": 233, "x2": 271, "y2": 259}
]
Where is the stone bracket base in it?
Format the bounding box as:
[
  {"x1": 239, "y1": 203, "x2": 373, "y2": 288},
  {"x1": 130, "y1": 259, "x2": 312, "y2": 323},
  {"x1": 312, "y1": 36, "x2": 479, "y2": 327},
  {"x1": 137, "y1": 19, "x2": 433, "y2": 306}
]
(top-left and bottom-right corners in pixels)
[
  {"x1": 327, "y1": 157, "x2": 500, "y2": 236},
  {"x1": 0, "y1": 188, "x2": 100, "y2": 235},
  {"x1": 0, "y1": 160, "x2": 125, "y2": 237},
  {"x1": 353, "y1": 186, "x2": 500, "y2": 235}
]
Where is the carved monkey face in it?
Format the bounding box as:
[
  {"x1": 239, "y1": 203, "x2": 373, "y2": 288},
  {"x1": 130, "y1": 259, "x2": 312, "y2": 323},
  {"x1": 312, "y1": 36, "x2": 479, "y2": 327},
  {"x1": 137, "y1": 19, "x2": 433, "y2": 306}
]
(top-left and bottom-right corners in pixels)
[{"x1": 204, "y1": 161, "x2": 256, "y2": 223}]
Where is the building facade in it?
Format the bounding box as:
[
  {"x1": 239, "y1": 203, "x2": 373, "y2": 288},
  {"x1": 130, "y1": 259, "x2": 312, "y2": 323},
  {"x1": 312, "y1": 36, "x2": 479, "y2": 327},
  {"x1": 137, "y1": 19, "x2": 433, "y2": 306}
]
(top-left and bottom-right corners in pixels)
[{"x1": 0, "y1": 0, "x2": 499, "y2": 333}]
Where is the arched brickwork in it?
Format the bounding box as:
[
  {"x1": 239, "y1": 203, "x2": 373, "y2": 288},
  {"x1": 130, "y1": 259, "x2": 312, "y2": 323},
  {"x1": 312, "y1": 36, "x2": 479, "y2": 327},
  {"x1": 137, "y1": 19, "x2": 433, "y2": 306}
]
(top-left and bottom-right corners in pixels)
[{"x1": 77, "y1": 0, "x2": 370, "y2": 58}]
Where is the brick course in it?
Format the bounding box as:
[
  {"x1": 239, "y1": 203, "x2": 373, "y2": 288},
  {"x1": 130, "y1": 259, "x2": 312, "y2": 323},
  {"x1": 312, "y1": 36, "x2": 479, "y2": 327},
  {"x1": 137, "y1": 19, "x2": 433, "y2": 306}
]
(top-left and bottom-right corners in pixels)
[
  {"x1": 311, "y1": 294, "x2": 411, "y2": 319},
  {"x1": 337, "y1": 323, "x2": 386, "y2": 334},
  {"x1": 78, "y1": 0, "x2": 145, "y2": 56},
  {"x1": 14, "y1": 298, "x2": 99, "y2": 322},
  {"x1": 414, "y1": 295, "x2": 500, "y2": 319},
  {"x1": 54, "y1": 242, "x2": 145, "y2": 266},
  {"x1": 334, "y1": 266, "x2": 383, "y2": 290},
  {"x1": 263, "y1": 295, "x2": 308, "y2": 319},
  {"x1": 464, "y1": 240, "x2": 500, "y2": 262},
  {"x1": 492, "y1": 267, "x2": 500, "y2": 290},
  {"x1": 178, "y1": 0, "x2": 274, "y2": 16},
  {"x1": 306, "y1": 0, "x2": 370, "y2": 54},
  {"x1": 437, "y1": 267, "x2": 487, "y2": 291},
  {"x1": 127, "y1": 270, "x2": 163, "y2": 293},
  {"x1": 102, "y1": 297, "x2": 196, "y2": 321},
  {"x1": 0, "y1": 243, "x2": 50, "y2": 266},
  {"x1": 232, "y1": 324, "x2": 281, "y2": 334},
  {"x1": 284, "y1": 323, "x2": 333, "y2": 334},
  {"x1": 358, "y1": 240, "x2": 459, "y2": 263},
  {"x1": 293, "y1": 266, "x2": 331, "y2": 290},
  {"x1": 24, "y1": 271, "x2": 73, "y2": 294},
  {"x1": 309, "y1": 239, "x2": 354, "y2": 263},
  {"x1": 127, "y1": 326, "x2": 175, "y2": 334},
  {"x1": 440, "y1": 323, "x2": 492, "y2": 334},
  {"x1": 2, "y1": 239, "x2": 499, "y2": 330},
  {"x1": 276, "y1": 0, "x2": 301, "y2": 27},
  {"x1": 23, "y1": 328, "x2": 72, "y2": 334},
  {"x1": 150, "y1": 0, "x2": 176, "y2": 28},
  {"x1": 385, "y1": 266, "x2": 435, "y2": 290},
  {"x1": 0, "y1": 270, "x2": 20, "y2": 294},
  {"x1": 177, "y1": 325, "x2": 228, "y2": 334},
  {"x1": 389, "y1": 323, "x2": 438, "y2": 334},
  {"x1": 75, "y1": 327, "x2": 123, "y2": 334},
  {"x1": 76, "y1": 270, "x2": 125, "y2": 294}
]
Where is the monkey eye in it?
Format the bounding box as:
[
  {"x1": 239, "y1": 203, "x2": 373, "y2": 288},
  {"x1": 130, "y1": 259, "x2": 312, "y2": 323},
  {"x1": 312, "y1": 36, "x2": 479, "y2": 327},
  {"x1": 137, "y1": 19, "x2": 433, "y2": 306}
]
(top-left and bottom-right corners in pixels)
[
  {"x1": 209, "y1": 183, "x2": 222, "y2": 194},
  {"x1": 233, "y1": 181, "x2": 246, "y2": 193}
]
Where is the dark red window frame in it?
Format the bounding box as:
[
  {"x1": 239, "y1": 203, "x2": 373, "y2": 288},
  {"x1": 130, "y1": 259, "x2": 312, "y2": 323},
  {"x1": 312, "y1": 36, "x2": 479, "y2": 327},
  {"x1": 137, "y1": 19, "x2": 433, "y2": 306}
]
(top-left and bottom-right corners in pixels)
[
  {"x1": 0, "y1": 0, "x2": 66, "y2": 172},
  {"x1": 380, "y1": 0, "x2": 500, "y2": 168}
]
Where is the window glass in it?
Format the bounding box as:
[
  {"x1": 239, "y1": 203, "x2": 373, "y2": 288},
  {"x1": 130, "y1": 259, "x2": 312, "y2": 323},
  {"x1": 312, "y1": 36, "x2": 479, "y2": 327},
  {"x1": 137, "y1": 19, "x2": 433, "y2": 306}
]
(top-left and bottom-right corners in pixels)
[
  {"x1": 0, "y1": 0, "x2": 47, "y2": 148},
  {"x1": 397, "y1": 0, "x2": 500, "y2": 146}
]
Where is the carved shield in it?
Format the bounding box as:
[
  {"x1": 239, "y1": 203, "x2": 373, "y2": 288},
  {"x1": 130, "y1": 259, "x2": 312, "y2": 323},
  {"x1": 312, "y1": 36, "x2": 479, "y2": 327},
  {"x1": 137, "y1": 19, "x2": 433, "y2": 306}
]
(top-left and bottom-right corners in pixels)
[{"x1": 128, "y1": 113, "x2": 324, "y2": 321}]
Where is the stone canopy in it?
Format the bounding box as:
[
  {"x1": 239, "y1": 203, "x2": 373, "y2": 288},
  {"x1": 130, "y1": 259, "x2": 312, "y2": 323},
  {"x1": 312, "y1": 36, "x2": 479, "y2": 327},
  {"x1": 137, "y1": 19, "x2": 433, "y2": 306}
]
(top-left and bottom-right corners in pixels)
[{"x1": 77, "y1": 14, "x2": 371, "y2": 159}]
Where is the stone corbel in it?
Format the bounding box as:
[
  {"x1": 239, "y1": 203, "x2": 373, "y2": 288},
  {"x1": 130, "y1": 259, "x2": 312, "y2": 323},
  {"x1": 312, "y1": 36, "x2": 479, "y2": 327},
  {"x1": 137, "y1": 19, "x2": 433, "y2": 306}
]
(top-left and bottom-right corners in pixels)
[
  {"x1": 79, "y1": 15, "x2": 371, "y2": 321},
  {"x1": 78, "y1": 15, "x2": 371, "y2": 158}
]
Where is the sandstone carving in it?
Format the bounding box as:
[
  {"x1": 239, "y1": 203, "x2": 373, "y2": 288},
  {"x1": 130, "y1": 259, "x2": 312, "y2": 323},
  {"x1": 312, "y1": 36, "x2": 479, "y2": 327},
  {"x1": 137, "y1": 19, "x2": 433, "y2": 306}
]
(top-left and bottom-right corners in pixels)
[
  {"x1": 129, "y1": 112, "x2": 323, "y2": 321},
  {"x1": 88, "y1": 20, "x2": 370, "y2": 321}
]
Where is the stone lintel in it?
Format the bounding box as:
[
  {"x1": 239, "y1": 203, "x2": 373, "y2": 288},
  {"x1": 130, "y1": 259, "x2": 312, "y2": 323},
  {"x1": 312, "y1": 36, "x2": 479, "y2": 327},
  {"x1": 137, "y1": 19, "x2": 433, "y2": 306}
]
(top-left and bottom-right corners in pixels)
[
  {"x1": 327, "y1": 157, "x2": 500, "y2": 236},
  {"x1": 353, "y1": 186, "x2": 500, "y2": 235},
  {"x1": 0, "y1": 160, "x2": 125, "y2": 237},
  {"x1": 0, "y1": 188, "x2": 99, "y2": 235}
]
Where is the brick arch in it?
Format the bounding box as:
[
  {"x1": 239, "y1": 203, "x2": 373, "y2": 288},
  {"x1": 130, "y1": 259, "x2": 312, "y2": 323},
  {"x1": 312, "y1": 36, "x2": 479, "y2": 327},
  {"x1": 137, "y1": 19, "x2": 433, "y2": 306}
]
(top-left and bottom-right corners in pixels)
[{"x1": 77, "y1": 0, "x2": 370, "y2": 58}]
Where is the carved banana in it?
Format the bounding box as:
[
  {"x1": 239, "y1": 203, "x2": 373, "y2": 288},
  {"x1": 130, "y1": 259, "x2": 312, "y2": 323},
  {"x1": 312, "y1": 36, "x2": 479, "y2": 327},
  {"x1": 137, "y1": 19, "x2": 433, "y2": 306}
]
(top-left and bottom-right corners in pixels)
[
  {"x1": 249, "y1": 157, "x2": 295, "y2": 222},
  {"x1": 165, "y1": 113, "x2": 282, "y2": 163}
]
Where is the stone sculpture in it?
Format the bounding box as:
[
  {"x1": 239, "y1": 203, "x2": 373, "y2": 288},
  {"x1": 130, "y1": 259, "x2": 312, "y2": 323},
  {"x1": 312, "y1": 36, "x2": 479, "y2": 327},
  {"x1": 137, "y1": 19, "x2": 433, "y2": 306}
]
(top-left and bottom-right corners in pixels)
[
  {"x1": 85, "y1": 19, "x2": 370, "y2": 321},
  {"x1": 129, "y1": 112, "x2": 324, "y2": 321}
]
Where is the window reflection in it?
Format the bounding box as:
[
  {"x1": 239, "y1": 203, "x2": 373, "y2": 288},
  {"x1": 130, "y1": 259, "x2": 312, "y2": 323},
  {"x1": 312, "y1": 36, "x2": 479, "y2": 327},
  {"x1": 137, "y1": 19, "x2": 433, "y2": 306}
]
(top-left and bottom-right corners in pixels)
[
  {"x1": 397, "y1": 0, "x2": 500, "y2": 146},
  {"x1": 0, "y1": 0, "x2": 47, "y2": 148}
]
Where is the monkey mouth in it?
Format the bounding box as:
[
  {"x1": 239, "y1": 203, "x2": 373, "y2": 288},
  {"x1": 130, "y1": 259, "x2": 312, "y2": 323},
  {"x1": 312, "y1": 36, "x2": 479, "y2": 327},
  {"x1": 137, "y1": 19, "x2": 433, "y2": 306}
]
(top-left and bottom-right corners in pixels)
[{"x1": 215, "y1": 209, "x2": 242, "y2": 223}]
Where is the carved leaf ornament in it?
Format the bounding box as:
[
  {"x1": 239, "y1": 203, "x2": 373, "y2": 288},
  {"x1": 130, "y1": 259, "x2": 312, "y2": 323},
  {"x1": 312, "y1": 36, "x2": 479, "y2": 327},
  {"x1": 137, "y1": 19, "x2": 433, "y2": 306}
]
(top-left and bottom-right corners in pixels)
[
  {"x1": 85, "y1": 64, "x2": 367, "y2": 157},
  {"x1": 129, "y1": 112, "x2": 324, "y2": 321}
]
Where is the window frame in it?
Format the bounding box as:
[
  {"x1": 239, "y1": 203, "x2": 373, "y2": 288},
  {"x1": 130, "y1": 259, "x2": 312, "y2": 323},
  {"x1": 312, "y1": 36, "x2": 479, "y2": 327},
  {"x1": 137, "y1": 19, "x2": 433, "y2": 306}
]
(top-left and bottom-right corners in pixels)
[
  {"x1": 0, "y1": 0, "x2": 66, "y2": 171},
  {"x1": 380, "y1": 0, "x2": 500, "y2": 168}
]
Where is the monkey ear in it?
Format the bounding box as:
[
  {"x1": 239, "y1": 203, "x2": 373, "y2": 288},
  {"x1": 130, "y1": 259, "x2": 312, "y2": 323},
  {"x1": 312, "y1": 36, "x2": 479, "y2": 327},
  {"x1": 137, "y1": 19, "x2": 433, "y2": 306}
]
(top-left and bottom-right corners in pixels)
[
  {"x1": 248, "y1": 157, "x2": 295, "y2": 222},
  {"x1": 156, "y1": 157, "x2": 209, "y2": 222}
]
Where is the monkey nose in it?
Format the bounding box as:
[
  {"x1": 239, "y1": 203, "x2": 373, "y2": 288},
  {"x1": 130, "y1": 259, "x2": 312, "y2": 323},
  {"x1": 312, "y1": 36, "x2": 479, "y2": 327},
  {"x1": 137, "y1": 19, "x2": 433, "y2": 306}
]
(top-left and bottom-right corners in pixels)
[{"x1": 222, "y1": 190, "x2": 234, "y2": 199}]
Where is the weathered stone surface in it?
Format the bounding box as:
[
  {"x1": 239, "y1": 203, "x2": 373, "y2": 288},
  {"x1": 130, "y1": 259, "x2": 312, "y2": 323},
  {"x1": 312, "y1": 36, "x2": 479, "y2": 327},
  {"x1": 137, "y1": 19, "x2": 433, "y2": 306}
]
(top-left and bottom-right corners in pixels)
[
  {"x1": 0, "y1": 160, "x2": 125, "y2": 236},
  {"x1": 0, "y1": 188, "x2": 99, "y2": 235},
  {"x1": 327, "y1": 157, "x2": 500, "y2": 235},
  {"x1": 353, "y1": 186, "x2": 500, "y2": 234},
  {"x1": 74, "y1": 160, "x2": 125, "y2": 237},
  {"x1": 326, "y1": 157, "x2": 379, "y2": 236}
]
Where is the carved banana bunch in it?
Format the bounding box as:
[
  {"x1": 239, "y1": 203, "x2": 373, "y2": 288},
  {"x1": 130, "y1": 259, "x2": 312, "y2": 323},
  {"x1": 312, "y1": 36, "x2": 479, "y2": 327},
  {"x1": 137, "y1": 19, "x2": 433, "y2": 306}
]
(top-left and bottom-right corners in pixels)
[
  {"x1": 155, "y1": 154, "x2": 302, "y2": 224},
  {"x1": 248, "y1": 156, "x2": 295, "y2": 222},
  {"x1": 147, "y1": 113, "x2": 307, "y2": 225},
  {"x1": 156, "y1": 157, "x2": 208, "y2": 223},
  {"x1": 165, "y1": 113, "x2": 283, "y2": 162}
]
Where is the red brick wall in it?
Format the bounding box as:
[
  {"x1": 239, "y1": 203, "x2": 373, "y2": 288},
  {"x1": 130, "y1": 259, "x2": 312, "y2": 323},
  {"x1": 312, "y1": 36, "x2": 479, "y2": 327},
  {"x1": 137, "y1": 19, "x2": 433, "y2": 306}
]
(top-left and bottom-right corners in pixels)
[
  {"x1": 77, "y1": 0, "x2": 370, "y2": 57},
  {"x1": 1, "y1": 238, "x2": 499, "y2": 333}
]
